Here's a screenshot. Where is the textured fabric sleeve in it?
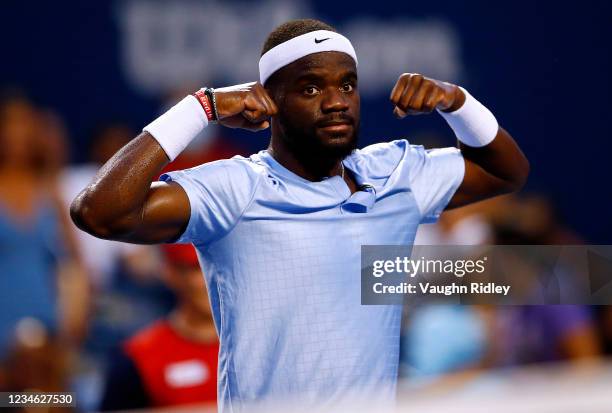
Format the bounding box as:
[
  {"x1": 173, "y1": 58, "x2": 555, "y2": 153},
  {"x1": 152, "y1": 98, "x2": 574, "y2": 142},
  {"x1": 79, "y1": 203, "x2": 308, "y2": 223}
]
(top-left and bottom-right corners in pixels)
[
  {"x1": 403, "y1": 141, "x2": 465, "y2": 223},
  {"x1": 159, "y1": 158, "x2": 261, "y2": 245}
]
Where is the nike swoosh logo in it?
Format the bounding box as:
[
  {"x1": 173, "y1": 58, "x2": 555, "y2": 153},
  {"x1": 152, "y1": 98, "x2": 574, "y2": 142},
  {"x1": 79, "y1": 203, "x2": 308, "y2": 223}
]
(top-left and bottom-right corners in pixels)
[{"x1": 314, "y1": 38, "x2": 331, "y2": 44}]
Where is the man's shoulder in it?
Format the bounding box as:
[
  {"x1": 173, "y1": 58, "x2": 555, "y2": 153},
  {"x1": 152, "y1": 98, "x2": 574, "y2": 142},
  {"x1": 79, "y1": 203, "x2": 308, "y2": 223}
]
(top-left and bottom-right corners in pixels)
[
  {"x1": 161, "y1": 154, "x2": 267, "y2": 188},
  {"x1": 184, "y1": 154, "x2": 267, "y2": 176},
  {"x1": 356, "y1": 139, "x2": 411, "y2": 157},
  {"x1": 348, "y1": 139, "x2": 412, "y2": 178}
]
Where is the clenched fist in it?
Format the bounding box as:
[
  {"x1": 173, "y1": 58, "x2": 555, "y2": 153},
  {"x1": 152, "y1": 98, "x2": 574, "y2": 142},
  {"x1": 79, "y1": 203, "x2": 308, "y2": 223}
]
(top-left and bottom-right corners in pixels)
[
  {"x1": 215, "y1": 82, "x2": 278, "y2": 131},
  {"x1": 390, "y1": 73, "x2": 465, "y2": 118}
]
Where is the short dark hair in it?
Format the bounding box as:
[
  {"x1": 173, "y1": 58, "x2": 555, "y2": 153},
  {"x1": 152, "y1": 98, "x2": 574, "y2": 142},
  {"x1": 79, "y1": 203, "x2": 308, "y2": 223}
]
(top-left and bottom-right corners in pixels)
[{"x1": 261, "y1": 19, "x2": 337, "y2": 57}]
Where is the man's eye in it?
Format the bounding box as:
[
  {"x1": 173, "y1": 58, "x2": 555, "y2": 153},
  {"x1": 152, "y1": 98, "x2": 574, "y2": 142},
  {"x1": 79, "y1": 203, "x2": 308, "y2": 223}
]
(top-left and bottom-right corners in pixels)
[
  {"x1": 304, "y1": 86, "x2": 319, "y2": 96},
  {"x1": 341, "y1": 83, "x2": 354, "y2": 92}
]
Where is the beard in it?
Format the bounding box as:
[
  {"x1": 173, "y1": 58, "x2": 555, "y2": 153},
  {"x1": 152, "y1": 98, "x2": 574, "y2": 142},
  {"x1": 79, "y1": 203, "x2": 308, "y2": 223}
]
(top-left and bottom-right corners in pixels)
[{"x1": 278, "y1": 114, "x2": 359, "y2": 169}]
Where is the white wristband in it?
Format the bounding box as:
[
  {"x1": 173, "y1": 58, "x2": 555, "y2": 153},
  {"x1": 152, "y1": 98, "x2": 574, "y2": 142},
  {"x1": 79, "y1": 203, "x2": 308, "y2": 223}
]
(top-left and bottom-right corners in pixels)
[
  {"x1": 143, "y1": 95, "x2": 208, "y2": 161},
  {"x1": 437, "y1": 87, "x2": 499, "y2": 147}
]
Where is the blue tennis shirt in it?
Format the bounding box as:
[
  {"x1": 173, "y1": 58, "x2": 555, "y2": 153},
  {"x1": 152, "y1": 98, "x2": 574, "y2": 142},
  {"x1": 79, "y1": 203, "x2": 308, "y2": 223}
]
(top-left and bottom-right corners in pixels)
[{"x1": 160, "y1": 139, "x2": 464, "y2": 412}]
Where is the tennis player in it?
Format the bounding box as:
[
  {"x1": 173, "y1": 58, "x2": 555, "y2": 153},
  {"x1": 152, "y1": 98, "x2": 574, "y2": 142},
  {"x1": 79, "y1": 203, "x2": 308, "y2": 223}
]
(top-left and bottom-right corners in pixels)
[{"x1": 72, "y1": 19, "x2": 528, "y2": 412}]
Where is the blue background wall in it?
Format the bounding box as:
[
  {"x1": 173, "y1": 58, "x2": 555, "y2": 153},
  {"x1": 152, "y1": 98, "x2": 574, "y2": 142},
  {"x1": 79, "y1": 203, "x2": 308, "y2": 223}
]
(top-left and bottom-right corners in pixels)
[{"x1": 2, "y1": 0, "x2": 611, "y2": 242}]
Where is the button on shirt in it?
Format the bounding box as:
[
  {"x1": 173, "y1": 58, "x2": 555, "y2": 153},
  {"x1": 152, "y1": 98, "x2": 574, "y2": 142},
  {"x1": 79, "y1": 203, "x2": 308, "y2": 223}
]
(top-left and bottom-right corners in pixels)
[{"x1": 160, "y1": 139, "x2": 464, "y2": 412}]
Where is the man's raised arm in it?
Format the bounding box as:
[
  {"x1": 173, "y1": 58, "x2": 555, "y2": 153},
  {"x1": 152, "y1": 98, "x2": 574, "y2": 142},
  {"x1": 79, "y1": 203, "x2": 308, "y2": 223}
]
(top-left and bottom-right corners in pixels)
[
  {"x1": 390, "y1": 73, "x2": 529, "y2": 208},
  {"x1": 70, "y1": 131, "x2": 190, "y2": 244},
  {"x1": 70, "y1": 83, "x2": 277, "y2": 244}
]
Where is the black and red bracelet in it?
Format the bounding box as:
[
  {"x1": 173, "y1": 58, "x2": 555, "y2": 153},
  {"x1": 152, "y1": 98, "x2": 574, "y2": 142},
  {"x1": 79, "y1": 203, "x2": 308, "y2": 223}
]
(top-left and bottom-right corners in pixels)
[
  {"x1": 193, "y1": 88, "x2": 216, "y2": 122},
  {"x1": 204, "y1": 87, "x2": 219, "y2": 121}
]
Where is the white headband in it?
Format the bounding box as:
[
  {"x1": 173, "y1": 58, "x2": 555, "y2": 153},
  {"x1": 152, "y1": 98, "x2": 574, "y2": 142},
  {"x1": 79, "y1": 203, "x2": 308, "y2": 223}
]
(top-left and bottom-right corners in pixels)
[{"x1": 259, "y1": 30, "x2": 358, "y2": 85}]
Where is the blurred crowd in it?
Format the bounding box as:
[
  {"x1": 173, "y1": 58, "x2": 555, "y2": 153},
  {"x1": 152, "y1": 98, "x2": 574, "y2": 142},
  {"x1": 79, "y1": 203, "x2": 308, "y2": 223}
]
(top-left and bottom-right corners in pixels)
[
  {"x1": 0, "y1": 90, "x2": 236, "y2": 411},
  {"x1": 402, "y1": 193, "x2": 611, "y2": 386},
  {"x1": 1, "y1": 91, "x2": 611, "y2": 412}
]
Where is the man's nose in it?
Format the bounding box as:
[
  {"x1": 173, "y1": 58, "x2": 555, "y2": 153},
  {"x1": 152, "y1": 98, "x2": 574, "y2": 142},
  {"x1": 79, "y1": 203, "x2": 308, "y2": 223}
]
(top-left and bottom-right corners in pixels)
[{"x1": 321, "y1": 87, "x2": 349, "y2": 113}]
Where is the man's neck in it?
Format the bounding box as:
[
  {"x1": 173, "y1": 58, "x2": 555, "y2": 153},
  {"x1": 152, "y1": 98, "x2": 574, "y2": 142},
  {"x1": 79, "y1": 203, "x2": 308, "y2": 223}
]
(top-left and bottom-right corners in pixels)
[{"x1": 267, "y1": 136, "x2": 343, "y2": 182}]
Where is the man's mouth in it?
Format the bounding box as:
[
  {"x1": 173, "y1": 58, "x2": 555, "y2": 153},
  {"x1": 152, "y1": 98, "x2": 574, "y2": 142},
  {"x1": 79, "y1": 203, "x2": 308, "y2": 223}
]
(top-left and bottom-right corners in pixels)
[{"x1": 317, "y1": 119, "x2": 353, "y2": 134}]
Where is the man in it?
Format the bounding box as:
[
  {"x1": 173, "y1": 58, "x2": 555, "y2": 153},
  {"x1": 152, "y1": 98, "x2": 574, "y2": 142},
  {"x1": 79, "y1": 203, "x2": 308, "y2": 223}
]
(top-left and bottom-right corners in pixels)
[
  {"x1": 100, "y1": 244, "x2": 218, "y2": 410},
  {"x1": 71, "y1": 19, "x2": 528, "y2": 412}
]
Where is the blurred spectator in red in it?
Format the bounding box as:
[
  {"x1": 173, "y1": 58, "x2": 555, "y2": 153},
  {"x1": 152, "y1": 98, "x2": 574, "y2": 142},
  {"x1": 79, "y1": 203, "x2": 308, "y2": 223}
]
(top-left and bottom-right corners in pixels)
[
  {"x1": 60, "y1": 121, "x2": 173, "y2": 411},
  {"x1": 100, "y1": 244, "x2": 218, "y2": 410},
  {"x1": 0, "y1": 91, "x2": 89, "y2": 360}
]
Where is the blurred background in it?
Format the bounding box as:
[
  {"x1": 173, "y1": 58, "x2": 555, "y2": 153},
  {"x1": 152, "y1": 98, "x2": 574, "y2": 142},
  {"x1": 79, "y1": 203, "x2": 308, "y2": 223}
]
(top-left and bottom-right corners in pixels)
[{"x1": 1, "y1": 0, "x2": 611, "y2": 411}]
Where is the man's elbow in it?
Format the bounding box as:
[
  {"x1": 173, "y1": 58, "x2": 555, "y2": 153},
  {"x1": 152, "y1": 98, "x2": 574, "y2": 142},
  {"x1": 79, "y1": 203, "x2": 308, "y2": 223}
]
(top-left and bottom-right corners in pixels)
[
  {"x1": 70, "y1": 193, "x2": 132, "y2": 240},
  {"x1": 70, "y1": 195, "x2": 110, "y2": 239}
]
